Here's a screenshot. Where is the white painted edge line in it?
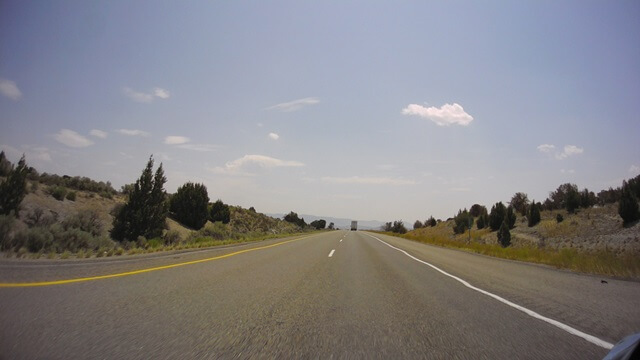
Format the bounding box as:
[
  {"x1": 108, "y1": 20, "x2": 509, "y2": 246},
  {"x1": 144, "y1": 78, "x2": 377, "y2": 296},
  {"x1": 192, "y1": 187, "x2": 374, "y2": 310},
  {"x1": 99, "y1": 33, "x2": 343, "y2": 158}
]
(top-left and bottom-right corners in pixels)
[
  {"x1": 364, "y1": 233, "x2": 614, "y2": 350},
  {"x1": 328, "y1": 249, "x2": 335, "y2": 257}
]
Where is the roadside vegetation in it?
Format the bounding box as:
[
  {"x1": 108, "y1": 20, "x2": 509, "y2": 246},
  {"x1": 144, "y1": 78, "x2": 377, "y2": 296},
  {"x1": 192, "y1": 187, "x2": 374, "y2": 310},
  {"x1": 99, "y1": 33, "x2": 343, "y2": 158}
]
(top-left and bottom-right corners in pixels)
[
  {"x1": 0, "y1": 153, "x2": 322, "y2": 259},
  {"x1": 381, "y1": 175, "x2": 640, "y2": 278}
]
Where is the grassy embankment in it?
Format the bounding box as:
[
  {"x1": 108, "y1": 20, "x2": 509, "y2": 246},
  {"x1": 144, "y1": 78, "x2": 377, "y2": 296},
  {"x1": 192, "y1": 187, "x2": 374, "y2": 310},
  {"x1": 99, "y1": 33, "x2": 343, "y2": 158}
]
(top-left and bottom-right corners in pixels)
[
  {"x1": 4, "y1": 185, "x2": 317, "y2": 259},
  {"x1": 11, "y1": 226, "x2": 314, "y2": 260},
  {"x1": 377, "y1": 222, "x2": 640, "y2": 279}
]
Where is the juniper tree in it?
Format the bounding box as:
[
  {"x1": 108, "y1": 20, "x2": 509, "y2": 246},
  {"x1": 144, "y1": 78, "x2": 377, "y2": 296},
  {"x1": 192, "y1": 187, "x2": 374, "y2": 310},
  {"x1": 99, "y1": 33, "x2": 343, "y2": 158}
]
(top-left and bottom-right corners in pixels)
[
  {"x1": 453, "y1": 209, "x2": 473, "y2": 235},
  {"x1": 497, "y1": 221, "x2": 511, "y2": 247},
  {"x1": 619, "y1": 181, "x2": 640, "y2": 225},
  {"x1": 528, "y1": 201, "x2": 541, "y2": 227},
  {"x1": 210, "y1": 200, "x2": 231, "y2": 224},
  {"x1": 0, "y1": 151, "x2": 12, "y2": 177},
  {"x1": 170, "y1": 182, "x2": 209, "y2": 230},
  {"x1": 0, "y1": 155, "x2": 28, "y2": 216},
  {"x1": 477, "y1": 213, "x2": 486, "y2": 229},
  {"x1": 413, "y1": 220, "x2": 424, "y2": 230},
  {"x1": 489, "y1": 202, "x2": 506, "y2": 231},
  {"x1": 111, "y1": 156, "x2": 168, "y2": 241}
]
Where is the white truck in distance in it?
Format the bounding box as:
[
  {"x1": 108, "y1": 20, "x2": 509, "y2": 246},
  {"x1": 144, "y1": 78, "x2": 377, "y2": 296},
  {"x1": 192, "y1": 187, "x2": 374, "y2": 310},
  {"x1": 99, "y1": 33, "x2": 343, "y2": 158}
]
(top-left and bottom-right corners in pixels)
[{"x1": 350, "y1": 221, "x2": 357, "y2": 231}]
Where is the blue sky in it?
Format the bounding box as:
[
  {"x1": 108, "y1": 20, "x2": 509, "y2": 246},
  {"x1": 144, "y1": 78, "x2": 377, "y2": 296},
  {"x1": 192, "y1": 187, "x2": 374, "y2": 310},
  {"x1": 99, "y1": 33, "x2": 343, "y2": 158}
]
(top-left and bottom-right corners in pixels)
[{"x1": 1, "y1": 1, "x2": 639, "y2": 223}]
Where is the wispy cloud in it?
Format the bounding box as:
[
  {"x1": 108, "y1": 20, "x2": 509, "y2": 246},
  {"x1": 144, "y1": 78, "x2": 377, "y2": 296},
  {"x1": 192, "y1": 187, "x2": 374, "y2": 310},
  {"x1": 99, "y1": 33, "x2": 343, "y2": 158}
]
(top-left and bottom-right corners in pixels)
[
  {"x1": 175, "y1": 143, "x2": 219, "y2": 152},
  {"x1": 163, "y1": 135, "x2": 218, "y2": 151},
  {"x1": 537, "y1": 144, "x2": 555, "y2": 153},
  {"x1": 211, "y1": 154, "x2": 304, "y2": 176},
  {"x1": 154, "y1": 88, "x2": 170, "y2": 99},
  {"x1": 123, "y1": 87, "x2": 170, "y2": 103},
  {"x1": 0, "y1": 78, "x2": 22, "y2": 101},
  {"x1": 561, "y1": 169, "x2": 576, "y2": 174},
  {"x1": 401, "y1": 103, "x2": 473, "y2": 126},
  {"x1": 629, "y1": 165, "x2": 639, "y2": 174},
  {"x1": 268, "y1": 132, "x2": 280, "y2": 140},
  {"x1": 321, "y1": 176, "x2": 417, "y2": 186},
  {"x1": 266, "y1": 97, "x2": 320, "y2": 112},
  {"x1": 537, "y1": 144, "x2": 584, "y2": 160},
  {"x1": 117, "y1": 129, "x2": 150, "y2": 137},
  {"x1": 53, "y1": 129, "x2": 94, "y2": 148},
  {"x1": 164, "y1": 136, "x2": 190, "y2": 145},
  {"x1": 90, "y1": 129, "x2": 108, "y2": 138},
  {"x1": 556, "y1": 145, "x2": 584, "y2": 160}
]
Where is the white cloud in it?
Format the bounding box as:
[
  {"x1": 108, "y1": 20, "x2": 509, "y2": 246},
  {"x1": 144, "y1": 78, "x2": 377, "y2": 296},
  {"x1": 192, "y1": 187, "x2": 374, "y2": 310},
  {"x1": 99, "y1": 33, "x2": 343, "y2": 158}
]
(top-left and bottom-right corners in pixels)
[
  {"x1": 175, "y1": 143, "x2": 219, "y2": 152},
  {"x1": 556, "y1": 145, "x2": 584, "y2": 160},
  {"x1": 266, "y1": 97, "x2": 320, "y2": 112},
  {"x1": 212, "y1": 154, "x2": 304, "y2": 176},
  {"x1": 90, "y1": 129, "x2": 108, "y2": 138},
  {"x1": 321, "y1": 176, "x2": 417, "y2": 186},
  {"x1": 0, "y1": 79, "x2": 22, "y2": 101},
  {"x1": 268, "y1": 132, "x2": 280, "y2": 140},
  {"x1": 53, "y1": 129, "x2": 94, "y2": 148},
  {"x1": 117, "y1": 129, "x2": 150, "y2": 137},
  {"x1": 162, "y1": 135, "x2": 218, "y2": 151},
  {"x1": 538, "y1": 144, "x2": 584, "y2": 160},
  {"x1": 123, "y1": 87, "x2": 170, "y2": 103},
  {"x1": 401, "y1": 103, "x2": 473, "y2": 126},
  {"x1": 629, "y1": 165, "x2": 640, "y2": 174},
  {"x1": 123, "y1": 87, "x2": 154, "y2": 103},
  {"x1": 537, "y1": 144, "x2": 555, "y2": 153},
  {"x1": 154, "y1": 88, "x2": 170, "y2": 99},
  {"x1": 164, "y1": 136, "x2": 190, "y2": 145}
]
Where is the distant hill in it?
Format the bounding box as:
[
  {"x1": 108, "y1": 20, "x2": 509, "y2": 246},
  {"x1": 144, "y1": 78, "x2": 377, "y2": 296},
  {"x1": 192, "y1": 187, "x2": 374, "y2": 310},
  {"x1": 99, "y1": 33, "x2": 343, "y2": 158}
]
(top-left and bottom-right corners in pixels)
[{"x1": 267, "y1": 213, "x2": 385, "y2": 230}]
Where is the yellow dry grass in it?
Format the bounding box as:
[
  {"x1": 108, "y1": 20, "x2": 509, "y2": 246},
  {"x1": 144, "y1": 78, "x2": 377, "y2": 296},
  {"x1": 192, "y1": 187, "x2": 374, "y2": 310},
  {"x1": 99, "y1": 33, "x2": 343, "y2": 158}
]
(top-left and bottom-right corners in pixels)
[{"x1": 382, "y1": 222, "x2": 640, "y2": 279}]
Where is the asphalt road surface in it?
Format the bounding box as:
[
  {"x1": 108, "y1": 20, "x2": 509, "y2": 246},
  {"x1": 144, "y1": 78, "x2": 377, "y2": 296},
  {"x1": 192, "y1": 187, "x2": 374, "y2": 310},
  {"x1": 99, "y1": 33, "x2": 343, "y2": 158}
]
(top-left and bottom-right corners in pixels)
[{"x1": 1, "y1": 231, "x2": 639, "y2": 359}]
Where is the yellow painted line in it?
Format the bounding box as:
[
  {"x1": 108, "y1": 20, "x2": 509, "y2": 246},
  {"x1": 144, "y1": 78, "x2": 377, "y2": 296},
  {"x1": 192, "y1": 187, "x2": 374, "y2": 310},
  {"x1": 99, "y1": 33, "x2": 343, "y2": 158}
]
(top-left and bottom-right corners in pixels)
[{"x1": 0, "y1": 235, "x2": 313, "y2": 288}]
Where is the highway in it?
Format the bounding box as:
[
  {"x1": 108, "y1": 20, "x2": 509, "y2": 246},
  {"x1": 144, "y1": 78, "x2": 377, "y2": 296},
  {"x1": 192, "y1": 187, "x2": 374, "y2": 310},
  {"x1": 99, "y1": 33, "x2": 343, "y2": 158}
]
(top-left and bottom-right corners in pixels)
[{"x1": 1, "y1": 230, "x2": 639, "y2": 359}]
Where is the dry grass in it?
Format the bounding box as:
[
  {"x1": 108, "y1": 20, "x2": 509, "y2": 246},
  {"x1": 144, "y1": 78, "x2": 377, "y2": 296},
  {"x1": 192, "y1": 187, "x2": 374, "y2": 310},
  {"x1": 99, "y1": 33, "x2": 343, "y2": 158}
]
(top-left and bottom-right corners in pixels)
[
  {"x1": 538, "y1": 219, "x2": 578, "y2": 238},
  {"x1": 382, "y1": 214, "x2": 640, "y2": 278},
  {"x1": 384, "y1": 228, "x2": 640, "y2": 279}
]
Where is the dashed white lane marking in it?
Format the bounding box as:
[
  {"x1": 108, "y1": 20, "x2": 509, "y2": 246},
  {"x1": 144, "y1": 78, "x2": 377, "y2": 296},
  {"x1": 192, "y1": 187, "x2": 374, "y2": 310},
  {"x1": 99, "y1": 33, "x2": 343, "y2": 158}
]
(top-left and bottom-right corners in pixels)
[
  {"x1": 328, "y1": 249, "x2": 335, "y2": 257},
  {"x1": 340, "y1": 239, "x2": 343, "y2": 242},
  {"x1": 364, "y1": 233, "x2": 614, "y2": 350}
]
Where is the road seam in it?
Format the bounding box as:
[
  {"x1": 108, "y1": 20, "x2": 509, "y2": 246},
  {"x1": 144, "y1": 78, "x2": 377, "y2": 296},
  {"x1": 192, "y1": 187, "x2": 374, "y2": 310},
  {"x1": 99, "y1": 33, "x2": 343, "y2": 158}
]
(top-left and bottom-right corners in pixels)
[
  {"x1": 364, "y1": 233, "x2": 614, "y2": 350},
  {"x1": 0, "y1": 235, "x2": 317, "y2": 288}
]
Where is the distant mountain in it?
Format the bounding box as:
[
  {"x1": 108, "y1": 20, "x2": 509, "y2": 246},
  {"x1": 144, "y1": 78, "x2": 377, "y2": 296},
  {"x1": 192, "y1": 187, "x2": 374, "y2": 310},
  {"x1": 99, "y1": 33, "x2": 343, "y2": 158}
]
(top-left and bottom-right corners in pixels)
[{"x1": 266, "y1": 213, "x2": 385, "y2": 230}]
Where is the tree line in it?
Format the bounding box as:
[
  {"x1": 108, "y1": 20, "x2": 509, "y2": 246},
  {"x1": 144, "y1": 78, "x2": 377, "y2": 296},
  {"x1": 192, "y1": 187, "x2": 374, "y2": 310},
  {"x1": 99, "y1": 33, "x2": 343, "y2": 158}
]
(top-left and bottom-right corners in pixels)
[
  {"x1": 110, "y1": 157, "x2": 235, "y2": 242},
  {"x1": 404, "y1": 175, "x2": 640, "y2": 248}
]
